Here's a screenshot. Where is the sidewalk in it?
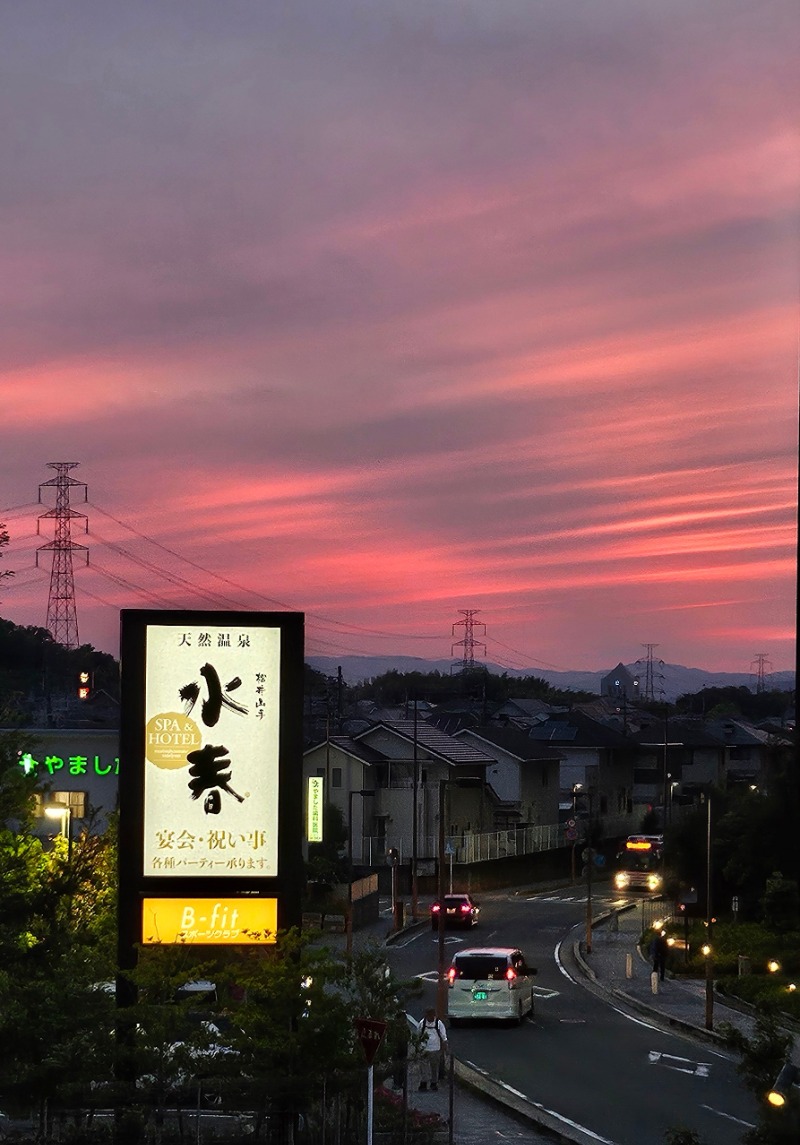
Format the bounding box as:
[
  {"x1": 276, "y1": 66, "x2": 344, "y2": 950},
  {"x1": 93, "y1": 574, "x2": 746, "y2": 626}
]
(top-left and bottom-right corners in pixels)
[{"x1": 576, "y1": 903, "x2": 787, "y2": 1046}]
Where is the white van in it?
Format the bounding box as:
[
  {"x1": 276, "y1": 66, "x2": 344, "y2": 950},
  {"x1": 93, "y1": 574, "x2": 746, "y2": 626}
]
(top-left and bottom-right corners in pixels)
[{"x1": 446, "y1": 947, "x2": 536, "y2": 1026}]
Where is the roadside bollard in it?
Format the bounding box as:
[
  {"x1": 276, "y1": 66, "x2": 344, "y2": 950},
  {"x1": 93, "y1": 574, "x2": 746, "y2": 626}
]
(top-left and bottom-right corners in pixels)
[{"x1": 651, "y1": 971, "x2": 659, "y2": 994}]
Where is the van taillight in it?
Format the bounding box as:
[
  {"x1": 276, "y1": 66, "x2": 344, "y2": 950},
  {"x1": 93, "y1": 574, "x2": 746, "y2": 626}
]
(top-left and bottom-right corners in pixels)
[
  {"x1": 505, "y1": 967, "x2": 516, "y2": 982},
  {"x1": 447, "y1": 967, "x2": 457, "y2": 985}
]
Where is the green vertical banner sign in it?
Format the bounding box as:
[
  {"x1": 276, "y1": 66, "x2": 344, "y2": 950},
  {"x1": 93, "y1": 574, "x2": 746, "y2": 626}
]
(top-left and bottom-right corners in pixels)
[{"x1": 307, "y1": 776, "x2": 324, "y2": 842}]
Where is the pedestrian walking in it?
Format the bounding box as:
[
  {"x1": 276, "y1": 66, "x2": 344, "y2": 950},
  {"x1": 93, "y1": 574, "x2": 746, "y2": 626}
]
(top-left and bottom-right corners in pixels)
[
  {"x1": 650, "y1": 929, "x2": 668, "y2": 981},
  {"x1": 417, "y1": 1007, "x2": 448, "y2": 1091}
]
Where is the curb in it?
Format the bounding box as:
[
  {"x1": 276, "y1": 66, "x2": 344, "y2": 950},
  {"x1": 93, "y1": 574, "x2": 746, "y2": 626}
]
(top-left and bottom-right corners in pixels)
[
  {"x1": 570, "y1": 906, "x2": 732, "y2": 1047},
  {"x1": 452, "y1": 1058, "x2": 607, "y2": 1145}
]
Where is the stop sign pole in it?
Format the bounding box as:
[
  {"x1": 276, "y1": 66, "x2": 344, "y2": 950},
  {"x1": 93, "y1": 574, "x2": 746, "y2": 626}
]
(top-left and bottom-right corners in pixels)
[{"x1": 354, "y1": 1018, "x2": 387, "y2": 1145}]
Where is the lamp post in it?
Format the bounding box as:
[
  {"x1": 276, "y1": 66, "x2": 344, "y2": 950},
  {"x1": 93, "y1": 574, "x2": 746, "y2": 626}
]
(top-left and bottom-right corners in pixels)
[
  {"x1": 767, "y1": 1061, "x2": 799, "y2": 1108},
  {"x1": 642, "y1": 712, "x2": 682, "y2": 829},
  {"x1": 45, "y1": 801, "x2": 72, "y2": 863},
  {"x1": 411, "y1": 698, "x2": 420, "y2": 919},
  {"x1": 584, "y1": 788, "x2": 594, "y2": 956},
  {"x1": 436, "y1": 776, "x2": 482, "y2": 1021},
  {"x1": 571, "y1": 783, "x2": 582, "y2": 883},
  {"x1": 704, "y1": 793, "x2": 713, "y2": 1030},
  {"x1": 346, "y1": 789, "x2": 374, "y2": 956}
]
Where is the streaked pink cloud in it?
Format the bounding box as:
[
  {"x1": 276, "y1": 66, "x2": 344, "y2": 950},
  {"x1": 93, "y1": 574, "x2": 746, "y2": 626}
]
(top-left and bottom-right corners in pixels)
[{"x1": 0, "y1": 0, "x2": 796, "y2": 677}]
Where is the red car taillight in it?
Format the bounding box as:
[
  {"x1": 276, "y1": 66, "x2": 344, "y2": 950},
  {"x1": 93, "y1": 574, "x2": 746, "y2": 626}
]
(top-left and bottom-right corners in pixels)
[
  {"x1": 460, "y1": 903, "x2": 471, "y2": 913},
  {"x1": 505, "y1": 967, "x2": 517, "y2": 983},
  {"x1": 431, "y1": 904, "x2": 441, "y2": 913}
]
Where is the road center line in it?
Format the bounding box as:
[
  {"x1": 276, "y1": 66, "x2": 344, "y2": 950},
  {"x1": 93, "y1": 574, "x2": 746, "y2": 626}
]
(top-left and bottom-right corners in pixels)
[{"x1": 700, "y1": 1105, "x2": 755, "y2": 1128}]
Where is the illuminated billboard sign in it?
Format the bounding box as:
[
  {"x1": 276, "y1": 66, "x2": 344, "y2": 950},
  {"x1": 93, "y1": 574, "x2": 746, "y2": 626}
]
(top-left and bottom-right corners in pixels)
[
  {"x1": 142, "y1": 622, "x2": 281, "y2": 879},
  {"x1": 141, "y1": 896, "x2": 278, "y2": 945},
  {"x1": 118, "y1": 609, "x2": 304, "y2": 952}
]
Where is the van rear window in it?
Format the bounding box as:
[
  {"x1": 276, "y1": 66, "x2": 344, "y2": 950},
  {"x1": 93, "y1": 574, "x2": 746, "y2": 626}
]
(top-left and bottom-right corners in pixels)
[{"x1": 452, "y1": 955, "x2": 507, "y2": 979}]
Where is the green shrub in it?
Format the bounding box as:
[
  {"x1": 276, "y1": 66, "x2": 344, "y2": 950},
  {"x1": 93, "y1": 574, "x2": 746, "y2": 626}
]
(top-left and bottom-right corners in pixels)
[{"x1": 716, "y1": 973, "x2": 800, "y2": 1019}]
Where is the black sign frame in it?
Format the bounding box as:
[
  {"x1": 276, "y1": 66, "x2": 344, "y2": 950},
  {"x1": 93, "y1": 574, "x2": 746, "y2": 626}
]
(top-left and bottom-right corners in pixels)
[{"x1": 118, "y1": 608, "x2": 304, "y2": 969}]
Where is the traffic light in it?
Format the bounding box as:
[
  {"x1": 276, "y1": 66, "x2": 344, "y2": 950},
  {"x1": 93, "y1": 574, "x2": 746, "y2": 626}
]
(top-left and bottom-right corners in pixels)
[{"x1": 77, "y1": 670, "x2": 92, "y2": 700}]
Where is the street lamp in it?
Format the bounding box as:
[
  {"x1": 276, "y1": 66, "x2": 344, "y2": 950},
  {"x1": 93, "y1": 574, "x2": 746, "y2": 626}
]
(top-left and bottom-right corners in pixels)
[
  {"x1": 45, "y1": 801, "x2": 72, "y2": 862},
  {"x1": 436, "y1": 776, "x2": 482, "y2": 1021},
  {"x1": 704, "y1": 793, "x2": 713, "y2": 1030},
  {"x1": 570, "y1": 784, "x2": 582, "y2": 883},
  {"x1": 642, "y1": 712, "x2": 682, "y2": 828},
  {"x1": 767, "y1": 1061, "x2": 799, "y2": 1108},
  {"x1": 584, "y1": 788, "x2": 594, "y2": 955}
]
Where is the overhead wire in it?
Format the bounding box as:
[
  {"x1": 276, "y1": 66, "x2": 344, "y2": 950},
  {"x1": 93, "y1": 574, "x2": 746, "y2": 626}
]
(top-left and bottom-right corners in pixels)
[
  {"x1": 86, "y1": 501, "x2": 444, "y2": 642},
  {"x1": 8, "y1": 496, "x2": 552, "y2": 672}
]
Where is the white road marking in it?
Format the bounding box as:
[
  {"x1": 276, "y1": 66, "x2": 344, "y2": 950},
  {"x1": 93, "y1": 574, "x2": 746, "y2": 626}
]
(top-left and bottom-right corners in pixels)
[
  {"x1": 700, "y1": 1105, "x2": 754, "y2": 1128},
  {"x1": 531, "y1": 986, "x2": 559, "y2": 999},
  {"x1": 649, "y1": 1051, "x2": 710, "y2": 1077},
  {"x1": 555, "y1": 936, "x2": 670, "y2": 1030},
  {"x1": 531, "y1": 895, "x2": 587, "y2": 903}
]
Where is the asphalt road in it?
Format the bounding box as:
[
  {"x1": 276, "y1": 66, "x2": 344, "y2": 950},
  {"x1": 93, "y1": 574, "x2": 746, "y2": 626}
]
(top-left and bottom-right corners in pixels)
[{"x1": 387, "y1": 889, "x2": 761, "y2": 1145}]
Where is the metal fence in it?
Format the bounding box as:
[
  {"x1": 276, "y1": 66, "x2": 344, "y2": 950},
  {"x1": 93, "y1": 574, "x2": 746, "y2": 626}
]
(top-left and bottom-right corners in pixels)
[{"x1": 360, "y1": 823, "x2": 563, "y2": 866}]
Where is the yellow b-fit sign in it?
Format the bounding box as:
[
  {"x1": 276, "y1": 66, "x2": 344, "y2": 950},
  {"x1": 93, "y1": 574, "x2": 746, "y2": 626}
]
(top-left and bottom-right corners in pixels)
[{"x1": 141, "y1": 896, "x2": 278, "y2": 944}]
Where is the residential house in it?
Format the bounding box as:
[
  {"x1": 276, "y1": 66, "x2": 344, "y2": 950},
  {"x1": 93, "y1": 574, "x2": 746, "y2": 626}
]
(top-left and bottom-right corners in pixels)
[
  {"x1": 525, "y1": 710, "x2": 638, "y2": 835},
  {"x1": 303, "y1": 720, "x2": 497, "y2": 867},
  {"x1": 454, "y1": 725, "x2": 562, "y2": 828}
]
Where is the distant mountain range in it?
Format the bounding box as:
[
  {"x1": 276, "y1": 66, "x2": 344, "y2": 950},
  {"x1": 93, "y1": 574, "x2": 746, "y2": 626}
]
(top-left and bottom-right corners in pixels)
[{"x1": 307, "y1": 655, "x2": 795, "y2": 703}]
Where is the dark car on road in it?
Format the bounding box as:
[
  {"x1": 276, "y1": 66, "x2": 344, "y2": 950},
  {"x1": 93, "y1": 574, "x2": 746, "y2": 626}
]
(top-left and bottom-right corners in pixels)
[{"x1": 430, "y1": 893, "x2": 479, "y2": 930}]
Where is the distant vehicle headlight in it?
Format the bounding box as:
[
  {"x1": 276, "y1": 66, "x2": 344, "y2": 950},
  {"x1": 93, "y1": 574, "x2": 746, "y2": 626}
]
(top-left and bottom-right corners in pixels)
[
  {"x1": 615, "y1": 873, "x2": 629, "y2": 889},
  {"x1": 647, "y1": 874, "x2": 662, "y2": 891}
]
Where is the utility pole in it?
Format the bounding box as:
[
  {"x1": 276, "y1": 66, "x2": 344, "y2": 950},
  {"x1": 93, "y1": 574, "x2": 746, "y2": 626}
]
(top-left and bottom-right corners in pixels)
[
  {"x1": 36, "y1": 462, "x2": 88, "y2": 649},
  {"x1": 411, "y1": 695, "x2": 419, "y2": 918}
]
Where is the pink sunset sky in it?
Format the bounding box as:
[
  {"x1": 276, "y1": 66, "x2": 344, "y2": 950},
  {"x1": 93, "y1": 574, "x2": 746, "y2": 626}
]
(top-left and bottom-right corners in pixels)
[{"x1": 1, "y1": 0, "x2": 798, "y2": 676}]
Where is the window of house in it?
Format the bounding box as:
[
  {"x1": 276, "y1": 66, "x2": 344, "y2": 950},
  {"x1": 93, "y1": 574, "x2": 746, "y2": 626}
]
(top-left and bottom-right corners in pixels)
[{"x1": 332, "y1": 767, "x2": 342, "y2": 788}]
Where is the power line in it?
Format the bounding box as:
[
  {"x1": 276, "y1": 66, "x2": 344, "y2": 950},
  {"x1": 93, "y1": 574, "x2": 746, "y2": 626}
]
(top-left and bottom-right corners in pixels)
[
  {"x1": 91, "y1": 560, "x2": 183, "y2": 610},
  {"x1": 86, "y1": 500, "x2": 443, "y2": 641},
  {"x1": 484, "y1": 635, "x2": 567, "y2": 672}
]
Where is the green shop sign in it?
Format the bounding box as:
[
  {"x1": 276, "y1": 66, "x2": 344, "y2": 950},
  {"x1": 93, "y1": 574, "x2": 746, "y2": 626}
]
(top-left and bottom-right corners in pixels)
[{"x1": 19, "y1": 751, "x2": 119, "y2": 778}]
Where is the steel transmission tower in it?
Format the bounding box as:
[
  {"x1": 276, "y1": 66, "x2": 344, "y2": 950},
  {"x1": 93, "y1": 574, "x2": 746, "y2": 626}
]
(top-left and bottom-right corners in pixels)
[
  {"x1": 36, "y1": 462, "x2": 88, "y2": 649},
  {"x1": 751, "y1": 652, "x2": 772, "y2": 694},
  {"x1": 451, "y1": 609, "x2": 486, "y2": 671},
  {"x1": 636, "y1": 643, "x2": 664, "y2": 703}
]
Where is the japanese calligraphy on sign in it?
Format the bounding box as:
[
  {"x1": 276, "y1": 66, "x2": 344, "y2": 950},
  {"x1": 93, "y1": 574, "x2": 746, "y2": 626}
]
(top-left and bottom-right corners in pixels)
[
  {"x1": 143, "y1": 624, "x2": 281, "y2": 878},
  {"x1": 307, "y1": 776, "x2": 324, "y2": 843}
]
